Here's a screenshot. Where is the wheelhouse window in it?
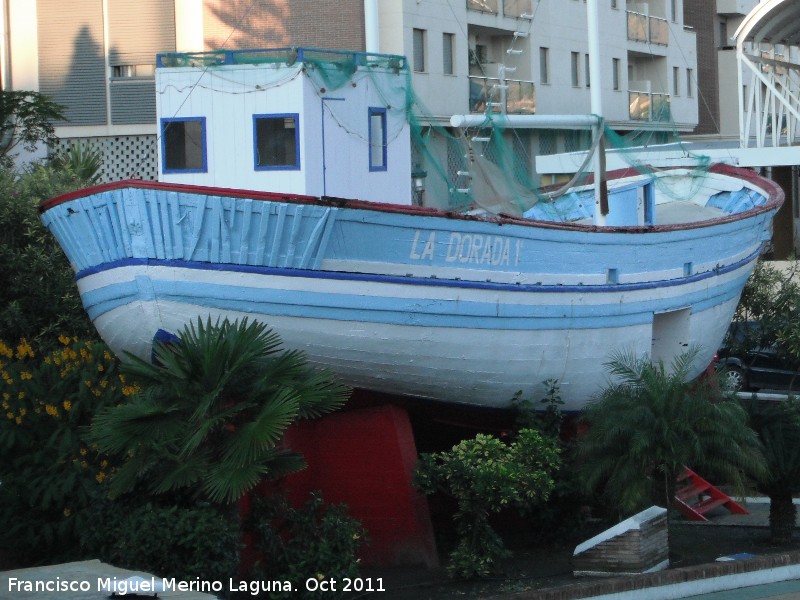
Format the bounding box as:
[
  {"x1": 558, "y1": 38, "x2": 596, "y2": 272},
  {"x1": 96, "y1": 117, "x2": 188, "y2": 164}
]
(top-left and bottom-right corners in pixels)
[
  {"x1": 368, "y1": 107, "x2": 387, "y2": 171},
  {"x1": 253, "y1": 114, "x2": 300, "y2": 170},
  {"x1": 161, "y1": 117, "x2": 207, "y2": 173}
]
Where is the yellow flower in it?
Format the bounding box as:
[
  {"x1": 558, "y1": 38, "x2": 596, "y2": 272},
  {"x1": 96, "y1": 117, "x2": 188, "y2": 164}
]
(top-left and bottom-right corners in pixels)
[
  {"x1": 80, "y1": 460, "x2": 88, "y2": 469},
  {"x1": 5, "y1": 412, "x2": 13, "y2": 420},
  {"x1": 100, "y1": 459, "x2": 108, "y2": 468},
  {"x1": 20, "y1": 371, "x2": 32, "y2": 380},
  {"x1": 84, "y1": 379, "x2": 92, "y2": 388},
  {"x1": 19, "y1": 408, "x2": 26, "y2": 417},
  {"x1": 58, "y1": 335, "x2": 71, "y2": 346},
  {"x1": 17, "y1": 391, "x2": 25, "y2": 400},
  {"x1": 2, "y1": 393, "x2": 8, "y2": 401},
  {"x1": 1, "y1": 401, "x2": 7, "y2": 410},
  {"x1": 15, "y1": 340, "x2": 34, "y2": 359},
  {"x1": 122, "y1": 385, "x2": 139, "y2": 397},
  {"x1": 97, "y1": 364, "x2": 104, "y2": 372},
  {"x1": 63, "y1": 400, "x2": 72, "y2": 411},
  {"x1": 45, "y1": 404, "x2": 58, "y2": 417},
  {"x1": 0, "y1": 341, "x2": 12, "y2": 358},
  {"x1": 44, "y1": 356, "x2": 52, "y2": 364},
  {"x1": 103, "y1": 351, "x2": 112, "y2": 360},
  {"x1": 80, "y1": 448, "x2": 87, "y2": 456},
  {"x1": 95, "y1": 472, "x2": 107, "y2": 483},
  {"x1": 15, "y1": 416, "x2": 21, "y2": 425},
  {"x1": 63, "y1": 508, "x2": 71, "y2": 517}
]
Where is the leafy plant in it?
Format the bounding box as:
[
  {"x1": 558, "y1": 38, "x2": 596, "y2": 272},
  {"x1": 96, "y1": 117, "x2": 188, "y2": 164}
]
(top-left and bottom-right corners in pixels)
[
  {"x1": 576, "y1": 349, "x2": 766, "y2": 518},
  {"x1": 0, "y1": 90, "x2": 64, "y2": 165},
  {"x1": 49, "y1": 144, "x2": 103, "y2": 184},
  {"x1": 414, "y1": 429, "x2": 560, "y2": 579},
  {"x1": 91, "y1": 317, "x2": 351, "y2": 505},
  {"x1": 744, "y1": 399, "x2": 800, "y2": 544},
  {"x1": 0, "y1": 336, "x2": 126, "y2": 564},
  {"x1": 249, "y1": 491, "x2": 366, "y2": 599},
  {"x1": 0, "y1": 162, "x2": 96, "y2": 345},
  {"x1": 80, "y1": 500, "x2": 240, "y2": 583}
]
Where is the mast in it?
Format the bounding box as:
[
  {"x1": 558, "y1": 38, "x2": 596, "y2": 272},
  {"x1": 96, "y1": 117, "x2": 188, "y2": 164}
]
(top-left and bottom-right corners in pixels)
[{"x1": 587, "y1": 0, "x2": 608, "y2": 225}]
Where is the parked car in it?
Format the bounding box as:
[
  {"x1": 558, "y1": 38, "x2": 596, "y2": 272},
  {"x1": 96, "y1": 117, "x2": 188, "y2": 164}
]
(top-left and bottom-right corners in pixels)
[{"x1": 717, "y1": 321, "x2": 800, "y2": 392}]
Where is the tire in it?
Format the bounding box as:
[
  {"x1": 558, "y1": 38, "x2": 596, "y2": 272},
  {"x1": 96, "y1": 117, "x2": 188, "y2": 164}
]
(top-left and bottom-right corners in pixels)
[{"x1": 721, "y1": 365, "x2": 747, "y2": 392}]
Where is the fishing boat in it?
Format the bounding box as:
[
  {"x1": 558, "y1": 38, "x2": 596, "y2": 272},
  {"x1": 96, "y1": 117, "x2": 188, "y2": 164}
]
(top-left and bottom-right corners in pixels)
[{"x1": 39, "y1": 43, "x2": 783, "y2": 412}]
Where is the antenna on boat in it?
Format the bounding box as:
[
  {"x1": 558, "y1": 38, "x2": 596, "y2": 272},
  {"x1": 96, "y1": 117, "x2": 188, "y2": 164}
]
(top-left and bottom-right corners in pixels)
[{"x1": 587, "y1": 0, "x2": 609, "y2": 225}]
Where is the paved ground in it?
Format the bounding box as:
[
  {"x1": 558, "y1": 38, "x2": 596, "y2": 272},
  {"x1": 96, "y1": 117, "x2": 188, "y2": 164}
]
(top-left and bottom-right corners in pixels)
[{"x1": 0, "y1": 560, "x2": 218, "y2": 600}]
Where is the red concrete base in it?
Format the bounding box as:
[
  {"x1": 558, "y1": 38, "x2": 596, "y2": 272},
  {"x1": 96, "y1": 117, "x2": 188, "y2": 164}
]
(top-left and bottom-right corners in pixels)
[{"x1": 279, "y1": 403, "x2": 439, "y2": 568}]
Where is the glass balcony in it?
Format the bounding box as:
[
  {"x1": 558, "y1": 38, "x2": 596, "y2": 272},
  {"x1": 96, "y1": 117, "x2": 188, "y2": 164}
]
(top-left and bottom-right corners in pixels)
[
  {"x1": 467, "y1": 0, "x2": 499, "y2": 14},
  {"x1": 627, "y1": 11, "x2": 669, "y2": 46},
  {"x1": 503, "y1": 0, "x2": 533, "y2": 18},
  {"x1": 469, "y1": 76, "x2": 536, "y2": 114},
  {"x1": 629, "y1": 91, "x2": 671, "y2": 121}
]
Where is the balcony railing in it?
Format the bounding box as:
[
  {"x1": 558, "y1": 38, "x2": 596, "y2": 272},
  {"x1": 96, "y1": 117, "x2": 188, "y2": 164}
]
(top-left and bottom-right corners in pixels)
[
  {"x1": 467, "y1": 0, "x2": 532, "y2": 17},
  {"x1": 469, "y1": 76, "x2": 536, "y2": 115},
  {"x1": 627, "y1": 11, "x2": 669, "y2": 46},
  {"x1": 629, "y1": 91, "x2": 671, "y2": 121}
]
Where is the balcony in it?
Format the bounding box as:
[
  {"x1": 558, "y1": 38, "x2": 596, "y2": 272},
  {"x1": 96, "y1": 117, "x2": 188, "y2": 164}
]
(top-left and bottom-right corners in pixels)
[
  {"x1": 467, "y1": 0, "x2": 533, "y2": 18},
  {"x1": 629, "y1": 90, "x2": 671, "y2": 121},
  {"x1": 469, "y1": 76, "x2": 536, "y2": 114},
  {"x1": 627, "y1": 11, "x2": 669, "y2": 46}
]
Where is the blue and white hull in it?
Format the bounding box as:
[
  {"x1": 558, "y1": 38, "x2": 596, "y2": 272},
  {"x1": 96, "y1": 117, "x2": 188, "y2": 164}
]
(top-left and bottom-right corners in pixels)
[{"x1": 40, "y1": 165, "x2": 783, "y2": 411}]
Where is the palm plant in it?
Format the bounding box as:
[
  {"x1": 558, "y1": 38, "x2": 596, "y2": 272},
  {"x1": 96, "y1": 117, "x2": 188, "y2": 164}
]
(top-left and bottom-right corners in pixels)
[
  {"x1": 745, "y1": 399, "x2": 800, "y2": 544},
  {"x1": 91, "y1": 317, "x2": 350, "y2": 505},
  {"x1": 576, "y1": 349, "x2": 766, "y2": 517}
]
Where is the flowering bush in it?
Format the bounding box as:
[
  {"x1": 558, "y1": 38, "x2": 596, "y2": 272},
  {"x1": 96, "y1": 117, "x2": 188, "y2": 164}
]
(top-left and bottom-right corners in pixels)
[{"x1": 0, "y1": 336, "x2": 127, "y2": 564}]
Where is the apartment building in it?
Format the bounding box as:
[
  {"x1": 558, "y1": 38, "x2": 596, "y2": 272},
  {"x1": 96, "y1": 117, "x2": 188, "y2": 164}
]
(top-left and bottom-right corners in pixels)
[{"x1": 1, "y1": 0, "x2": 700, "y2": 186}]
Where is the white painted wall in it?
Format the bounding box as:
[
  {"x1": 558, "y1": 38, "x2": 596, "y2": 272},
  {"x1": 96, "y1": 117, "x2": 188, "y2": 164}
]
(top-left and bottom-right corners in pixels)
[{"x1": 157, "y1": 60, "x2": 412, "y2": 204}]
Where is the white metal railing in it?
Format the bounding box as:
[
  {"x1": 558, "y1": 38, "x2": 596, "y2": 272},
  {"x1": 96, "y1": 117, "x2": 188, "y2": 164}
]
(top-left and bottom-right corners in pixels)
[{"x1": 469, "y1": 76, "x2": 536, "y2": 114}]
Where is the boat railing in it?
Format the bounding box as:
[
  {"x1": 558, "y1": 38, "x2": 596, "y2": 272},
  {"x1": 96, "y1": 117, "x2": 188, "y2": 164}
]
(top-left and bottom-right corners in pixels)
[{"x1": 156, "y1": 47, "x2": 407, "y2": 70}]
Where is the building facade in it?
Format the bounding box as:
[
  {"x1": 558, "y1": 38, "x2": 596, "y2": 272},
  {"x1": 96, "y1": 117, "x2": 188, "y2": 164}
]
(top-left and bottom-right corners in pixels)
[{"x1": 1, "y1": 0, "x2": 700, "y2": 188}]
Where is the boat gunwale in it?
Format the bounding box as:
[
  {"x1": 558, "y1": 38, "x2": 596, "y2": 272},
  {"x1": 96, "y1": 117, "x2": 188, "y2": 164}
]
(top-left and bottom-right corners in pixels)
[{"x1": 39, "y1": 164, "x2": 784, "y2": 234}]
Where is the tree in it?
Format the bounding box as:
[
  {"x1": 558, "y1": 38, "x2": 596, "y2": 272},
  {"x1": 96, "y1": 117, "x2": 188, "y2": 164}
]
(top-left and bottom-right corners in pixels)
[
  {"x1": 90, "y1": 317, "x2": 350, "y2": 505},
  {"x1": 745, "y1": 399, "x2": 800, "y2": 544},
  {"x1": 576, "y1": 350, "x2": 766, "y2": 517},
  {"x1": 0, "y1": 90, "x2": 64, "y2": 165}
]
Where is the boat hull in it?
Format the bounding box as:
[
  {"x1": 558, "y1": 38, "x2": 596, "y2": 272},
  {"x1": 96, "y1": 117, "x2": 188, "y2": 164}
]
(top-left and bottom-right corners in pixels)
[{"x1": 40, "y1": 168, "x2": 782, "y2": 411}]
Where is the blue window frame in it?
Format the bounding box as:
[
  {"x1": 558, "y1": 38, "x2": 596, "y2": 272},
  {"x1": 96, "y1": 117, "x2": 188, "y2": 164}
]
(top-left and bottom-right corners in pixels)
[
  {"x1": 368, "y1": 107, "x2": 387, "y2": 171},
  {"x1": 253, "y1": 113, "x2": 300, "y2": 170},
  {"x1": 161, "y1": 117, "x2": 207, "y2": 173}
]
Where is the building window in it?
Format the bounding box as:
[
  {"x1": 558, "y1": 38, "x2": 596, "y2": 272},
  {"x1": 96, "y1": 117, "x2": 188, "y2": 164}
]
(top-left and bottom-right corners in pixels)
[
  {"x1": 671, "y1": 0, "x2": 677, "y2": 22},
  {"x1": 611, "y1": 0, "x2": 617, "y2": 8},
  {"x1": 413, "y1": 28, "x2": 426, "y2": 72},
  {"x1": 673, "y1": 66, "x2": 680, "y2": 96},
  {"x1": 612, "y1": 58, "x2": 620, "y2": 90},
  {"x1": 686, "y1": 68, "x2": 694, "y2": 97},
  {"x1": 585, "y1": 54, "x2": 591, "y2": 88},
  {"x1": 253, "y1": 114, "x2": 300, "y2": 170},
  {"x1": 443, "y1": 33, "x2": 455, "y2": 75},
  {"x1": 571, "y1": 51, "x2": 580, "y2": 87},
  {"x1": 112, "y1": 64, "x2": 155, "y2": 79},
  {"x1": 539, "y1": 47, "x2": 550, "y2": 84},
  {"x1": 368, "y1": 107, "x2": 387, "y2": 171},
  {"x1": 161, "y1": 117, "x2": 207, "y2": 173}
]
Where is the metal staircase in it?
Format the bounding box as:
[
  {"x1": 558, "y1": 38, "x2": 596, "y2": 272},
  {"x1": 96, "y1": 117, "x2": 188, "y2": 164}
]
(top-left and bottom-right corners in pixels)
[{"x1": 674, "y1": 467, "x2": 749, "y2": 522}]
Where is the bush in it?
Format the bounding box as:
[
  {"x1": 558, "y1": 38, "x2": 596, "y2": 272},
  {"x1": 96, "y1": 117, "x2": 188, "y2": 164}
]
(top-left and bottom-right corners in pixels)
[
  {"x1": 80, "y1": 500, "x2": 240, "y2": 583},
  {"x1": 248, "y1": 491, "x2": 366, "y2": 599},
  {"x1": 414, "y1": 429, "x2": 560, "y2": 579},
  {"x1": 0, "y1": 336, "x2": 126, "y2": 564},
  {"x1": 0, "y1": 163, "x2": 95, "y2": 344}
]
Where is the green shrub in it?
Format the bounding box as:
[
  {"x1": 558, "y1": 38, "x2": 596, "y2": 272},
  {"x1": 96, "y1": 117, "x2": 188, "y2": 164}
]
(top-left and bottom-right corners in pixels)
[
  {"x1": 0, "y1": 163, "x2": 95, "y2": 344},
  {"x1": 0, "y1": 336, "x2": 126, "y2": 564},
  {"x1": 249, "y1": 491, "x2": 366, "y2": 599},
  {"x1": 80, "y1": 500, "x2": 240, "y2": 583},
  {"x1": 414, "y1": 429, "x2": 560, "y2": 579}
]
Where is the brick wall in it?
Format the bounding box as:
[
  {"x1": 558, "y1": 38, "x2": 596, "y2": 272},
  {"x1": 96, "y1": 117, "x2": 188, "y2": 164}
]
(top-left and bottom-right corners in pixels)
[
  {"x1": 573, "y1": 511, "x2": 669, "y2": 575},
  {"x1": 203, "y1": 0, "x2": 365, "y2": 52},
  {"x1": 684, "y1": 0, "x2": 721, "y2": 135}
]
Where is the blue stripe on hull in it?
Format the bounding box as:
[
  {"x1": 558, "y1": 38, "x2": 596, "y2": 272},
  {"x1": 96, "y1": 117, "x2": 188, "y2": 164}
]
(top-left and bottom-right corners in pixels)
[{"x1": 78, "y1": 259, "x2": 754, "y2": 331}]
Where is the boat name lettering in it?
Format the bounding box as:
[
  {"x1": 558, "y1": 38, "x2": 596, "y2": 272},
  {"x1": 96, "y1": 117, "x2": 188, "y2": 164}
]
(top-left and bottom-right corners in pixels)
[{"x1": 409, "y1": 230, "x2": 521, "y2": 267}]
